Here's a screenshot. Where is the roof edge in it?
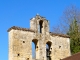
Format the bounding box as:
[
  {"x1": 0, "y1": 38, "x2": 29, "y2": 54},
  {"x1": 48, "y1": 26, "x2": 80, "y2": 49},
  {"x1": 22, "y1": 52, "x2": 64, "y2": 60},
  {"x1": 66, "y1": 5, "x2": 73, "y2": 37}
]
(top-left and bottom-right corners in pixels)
[
  {"x1": 7, "y1": 26, "x2": 35, "y2": 32},
  {"x1": 50, "y1": 32, "x2": 70, "y2": 38},
  {"x1": 62, "y1": 52, "x2": 80, "y2": 60}
]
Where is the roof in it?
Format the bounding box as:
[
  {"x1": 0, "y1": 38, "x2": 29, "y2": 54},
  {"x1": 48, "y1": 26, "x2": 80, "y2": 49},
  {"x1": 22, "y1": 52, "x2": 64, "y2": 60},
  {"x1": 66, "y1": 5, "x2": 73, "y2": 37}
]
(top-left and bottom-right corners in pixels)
[
  {"x1": 62, "y1": 52, "x2": 80, "y2": 60},
  {"x1": 50, "y1": 32, "x2": 70, "y2": 38},
  {"x1": 7, "y1": 26, "x2": 35, "y2": 32},
  {"x1": 7, "y1": 26, "x2": 70, "y2": 38}
]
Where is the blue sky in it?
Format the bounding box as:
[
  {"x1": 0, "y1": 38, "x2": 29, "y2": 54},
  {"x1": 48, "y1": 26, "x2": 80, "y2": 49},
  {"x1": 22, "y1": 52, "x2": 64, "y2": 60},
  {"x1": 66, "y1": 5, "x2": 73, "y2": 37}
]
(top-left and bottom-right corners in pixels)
[{"x1": 0, "y1": 0, "x2": 80, "y2": 60}]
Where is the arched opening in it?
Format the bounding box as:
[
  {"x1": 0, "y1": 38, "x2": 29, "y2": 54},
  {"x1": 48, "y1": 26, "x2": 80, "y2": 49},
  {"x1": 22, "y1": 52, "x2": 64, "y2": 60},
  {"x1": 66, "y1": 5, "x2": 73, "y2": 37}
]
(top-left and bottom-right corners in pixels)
[
  {"x1": 38, "y1": 20, "x2": 43, "y2": 33},
  {"x1": 32, "y1": 39, "x2": 38, "y2": 59},
  {"x1": 46, "y1": 41, "x2": 52, "y2": 60}
]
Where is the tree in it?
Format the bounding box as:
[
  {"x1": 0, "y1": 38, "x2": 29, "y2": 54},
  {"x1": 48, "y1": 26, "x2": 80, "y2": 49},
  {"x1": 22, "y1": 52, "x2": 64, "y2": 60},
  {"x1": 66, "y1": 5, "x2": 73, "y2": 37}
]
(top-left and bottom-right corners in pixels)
[
  {"x1": 60, "y1": 5, "x2": 80, "y2": 33},
  {"x1": 61, "y1": 5, "x2": 80, "y2": 54},
  {"x1": 53, "y1": 5, "x2": 80, "y2": 34},
  {"x1": 62, "y1": 5, "x2": 80, "y2": 54},
  {"x1": 67, "y1": 19, "x2": 80, "y2": 54},
  {"x1": 52, "y1": 5, "x2": 80, "y2": 54}
]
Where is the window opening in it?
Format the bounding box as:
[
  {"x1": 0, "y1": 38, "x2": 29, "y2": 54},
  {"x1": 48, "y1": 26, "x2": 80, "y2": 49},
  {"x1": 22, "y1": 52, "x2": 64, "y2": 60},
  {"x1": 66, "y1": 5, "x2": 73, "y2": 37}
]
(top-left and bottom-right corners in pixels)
[
  {"x1": 46, "y1": 41, "x2": 52, "y2": 60},
  {"x1": 32, "y1": 39, "x2": 38, "y2": 59},
  {"x1": 39, "y1": 20, "x2": 43, "y2": 33}
]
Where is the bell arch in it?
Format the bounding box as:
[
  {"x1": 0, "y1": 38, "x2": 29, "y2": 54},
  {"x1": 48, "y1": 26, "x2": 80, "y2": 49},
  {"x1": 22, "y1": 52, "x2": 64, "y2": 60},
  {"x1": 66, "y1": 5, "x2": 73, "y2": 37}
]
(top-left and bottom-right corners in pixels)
[
  {"x1": 46, "y1": 41, "x2": 52, "y2": 60},
  {"x1": 32, "y1": 39, "x2": 39, "y2": 59},
  {"x1": 38, "y1": 20, "x2": 43, "y2": 33}
]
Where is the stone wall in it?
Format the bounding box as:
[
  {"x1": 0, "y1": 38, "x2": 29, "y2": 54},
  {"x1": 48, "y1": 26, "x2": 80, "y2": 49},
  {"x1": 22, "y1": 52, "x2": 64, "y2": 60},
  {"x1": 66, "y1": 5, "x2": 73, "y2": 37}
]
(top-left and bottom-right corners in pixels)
[
  {"x1": 8, "y1": 15, "x2": 71, "y2": 60},
  {"x1": 8, "y1": 29, "x2": 70, "y2": 60},
  {"x1": 9, "y1": 29, "x2": 35, "y2": 60},
  {"x1": 50, "y1": 35, "x2": 70, "y2": 60}
]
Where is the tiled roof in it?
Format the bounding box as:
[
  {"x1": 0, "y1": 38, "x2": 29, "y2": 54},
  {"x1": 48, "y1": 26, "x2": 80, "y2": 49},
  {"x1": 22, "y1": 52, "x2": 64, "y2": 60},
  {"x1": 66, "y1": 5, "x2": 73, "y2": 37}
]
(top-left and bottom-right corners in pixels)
[
  {"x1": 50, "y1": 32, "x2": 70, "y2": 38},
  {"x1": 62, "y1": 52, "x2": 80, "y2": 60},
  {"x1": 7, "y1": 26, "x2": 35, "y2": 32}
]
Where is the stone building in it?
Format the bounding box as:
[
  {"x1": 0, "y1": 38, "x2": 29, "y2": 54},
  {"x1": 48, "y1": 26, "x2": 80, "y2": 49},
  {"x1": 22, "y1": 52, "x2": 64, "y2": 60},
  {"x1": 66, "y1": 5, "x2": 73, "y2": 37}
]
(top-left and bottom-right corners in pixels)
[{"x1": 8, "y1": 15, "x2": 71, "y2": 60}]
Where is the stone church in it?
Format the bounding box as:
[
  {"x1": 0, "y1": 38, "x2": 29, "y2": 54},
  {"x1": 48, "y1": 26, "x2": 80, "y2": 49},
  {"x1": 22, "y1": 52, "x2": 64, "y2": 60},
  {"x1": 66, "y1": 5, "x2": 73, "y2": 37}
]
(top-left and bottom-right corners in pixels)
[{"x1": 8, "y1": 15, "x2": 71, "y2": 60}]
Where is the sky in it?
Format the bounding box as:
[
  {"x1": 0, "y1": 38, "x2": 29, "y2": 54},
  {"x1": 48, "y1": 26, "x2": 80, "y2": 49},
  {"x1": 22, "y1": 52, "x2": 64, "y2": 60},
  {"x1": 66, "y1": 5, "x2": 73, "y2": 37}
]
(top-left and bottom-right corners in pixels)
[{"x1": 0, "y1": 0, "x2": 80, "y2": 60}]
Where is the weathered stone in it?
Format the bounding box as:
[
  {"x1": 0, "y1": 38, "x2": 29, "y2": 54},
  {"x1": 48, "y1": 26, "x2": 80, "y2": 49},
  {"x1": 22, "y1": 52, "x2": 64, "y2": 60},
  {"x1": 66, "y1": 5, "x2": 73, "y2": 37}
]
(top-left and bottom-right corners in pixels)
[{"x1": 8, "y1": 15, "x2": 71, "y2": 60}]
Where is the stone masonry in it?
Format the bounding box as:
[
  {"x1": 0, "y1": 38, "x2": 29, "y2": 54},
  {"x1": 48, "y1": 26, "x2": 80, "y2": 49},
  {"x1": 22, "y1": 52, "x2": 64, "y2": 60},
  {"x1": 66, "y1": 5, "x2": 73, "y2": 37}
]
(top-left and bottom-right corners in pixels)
[{"x1": 8, "y1": 15, "x2": 71, "y2": 60}]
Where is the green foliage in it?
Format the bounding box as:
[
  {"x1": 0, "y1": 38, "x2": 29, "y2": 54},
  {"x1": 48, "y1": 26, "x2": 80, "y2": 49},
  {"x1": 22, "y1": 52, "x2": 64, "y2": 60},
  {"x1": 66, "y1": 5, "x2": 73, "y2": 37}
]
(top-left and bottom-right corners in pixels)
[{"x1": 67, "y1": 19, "x2": 80, "y2": 54}]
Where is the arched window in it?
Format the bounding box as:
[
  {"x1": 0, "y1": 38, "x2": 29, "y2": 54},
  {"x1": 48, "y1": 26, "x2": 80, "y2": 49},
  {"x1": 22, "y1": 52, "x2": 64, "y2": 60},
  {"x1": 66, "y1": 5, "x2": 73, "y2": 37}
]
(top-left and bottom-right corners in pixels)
[
  {"x1": 32, "y1": 39, "x2": 38, "y2": 59},
  {"x1": 46, "y1": 41, "x2": 52, "y2": 60},
  {"x1": 38, "y1": 20, "x2": 43, "y2": 33}
]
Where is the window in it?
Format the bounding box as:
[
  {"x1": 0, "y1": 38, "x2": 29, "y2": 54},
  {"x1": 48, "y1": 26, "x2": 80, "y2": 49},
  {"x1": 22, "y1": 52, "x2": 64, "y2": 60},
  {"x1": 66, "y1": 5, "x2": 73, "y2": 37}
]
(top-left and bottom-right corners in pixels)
[
  {"x1": 46, "y1": 41, "x2": 52, "y2": 60},
  {"x1": 32, "y1": 39, "x2": 38, "y2": 59},
  {"x1": 39, "y1": 20, "x2": 43, "y2": 33}
]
